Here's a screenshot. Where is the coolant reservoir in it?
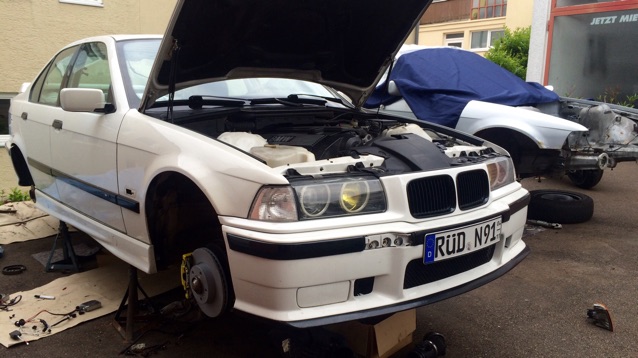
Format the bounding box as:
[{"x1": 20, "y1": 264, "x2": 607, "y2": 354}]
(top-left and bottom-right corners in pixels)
[
  {"x1": 250, "y1": 145, "x2": 316, "y2": 167},
  {"x1": 383, "y1": 123, "x2": 433, "y2": 141}
]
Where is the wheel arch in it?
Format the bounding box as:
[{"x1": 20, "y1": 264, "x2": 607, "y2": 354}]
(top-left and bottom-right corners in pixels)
[
  {"x1": 474, "y1": 127, "x2": 562, "y2": 179},
  {"x1": 474, "y1": 127, "x2": 541, "y2": 157},
  {"x1": 458, "y1": 101, "x2": 580, "y2": 150},
  {"x1": 7, "y1": 143, "x2": 35, "y2": 187},
  {"x1": 144, "y1": 171, "x2": 225, "y2": 269}
]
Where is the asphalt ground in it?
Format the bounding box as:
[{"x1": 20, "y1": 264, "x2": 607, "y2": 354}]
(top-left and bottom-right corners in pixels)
[{"x1": 1, "y1": 162, "x2": 637, "y2": 357}]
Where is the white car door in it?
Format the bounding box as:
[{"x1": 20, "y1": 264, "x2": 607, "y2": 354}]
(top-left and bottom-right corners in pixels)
[
  {"x1": 14, "y1": 46, "x2": 84, "y2": 200},
  {"x1": 49, "y1": 41, "x2": 127, "y2": 232}
]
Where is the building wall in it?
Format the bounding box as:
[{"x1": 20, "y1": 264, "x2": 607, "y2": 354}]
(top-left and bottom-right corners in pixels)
[
  {"x1": 527, "y1": 2, "x2": 551, "y2": 83},
  {"x1": 140, "y1": 0, "x2": 177, "y2": 34},
  {"x1": 504, "y1": 0, "x2": 534, "y2": 29},
  {"x1": 417, "y1": 0, "x2": 533, "y2": 55},
  {"x1": 417, "y1": 17, "x2": 505, "y2": 52},
  {"x1": 0, "y1": 0, "x2": 176, "y2": 95}
]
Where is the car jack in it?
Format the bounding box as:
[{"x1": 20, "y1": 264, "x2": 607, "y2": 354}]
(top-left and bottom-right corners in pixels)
[
  {"x1": 45, "y1": 221, "x2": 96, "y2": 272},
  {"x1": 112, "y1": 265, "x2": 158, "y2": 342}
]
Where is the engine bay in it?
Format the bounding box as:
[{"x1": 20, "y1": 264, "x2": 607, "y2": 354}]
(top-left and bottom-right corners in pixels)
[{"x1": 169, "y1": 108, "x2": 503, "y2": 174}]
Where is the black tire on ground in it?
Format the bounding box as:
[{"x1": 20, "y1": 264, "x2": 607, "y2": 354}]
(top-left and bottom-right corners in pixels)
[
  {"x1": 527, "y1": 190, "x2": 594, "y2": 224},
  {"x1": 567, "y1": 169, "x2": 604, "y2": 189}
]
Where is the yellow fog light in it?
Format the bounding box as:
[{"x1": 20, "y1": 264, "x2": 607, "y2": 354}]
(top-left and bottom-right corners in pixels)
[{"x1": 340, "y1": 181, "x2": 370, "y2": 213}]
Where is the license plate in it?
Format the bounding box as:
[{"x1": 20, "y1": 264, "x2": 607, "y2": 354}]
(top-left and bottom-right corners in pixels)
[{"x1": 424, "y1": 217, "x2": 501, "y2": 264}]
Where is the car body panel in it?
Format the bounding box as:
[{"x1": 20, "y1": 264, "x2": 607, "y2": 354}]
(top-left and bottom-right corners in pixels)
[
  {"x1": 7, "y1": 96, "x2": 59, "y2": 198},
  {"x1": 381, "y1": 98, "x2": 586, "y2": 150},
  {"x1": 458, "y1": 101, "x2": 586, "y2": 150}
]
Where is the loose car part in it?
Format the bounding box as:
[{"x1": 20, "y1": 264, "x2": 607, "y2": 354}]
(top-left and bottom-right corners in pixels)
[
  {"x1": 587, "y1": 303, "x2": 614, "y2": 332},
  {"x1": 527, "y1": 190, "x2": 594, "y2": 224}
]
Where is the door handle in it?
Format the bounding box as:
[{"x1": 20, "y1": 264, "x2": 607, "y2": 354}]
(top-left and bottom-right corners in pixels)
[
  {"x1": 21, "y1": 112, "x2": 28, "y2": 120},
  {"x1": 52, "y1": 119, "x2": 63, "y2": 130}
]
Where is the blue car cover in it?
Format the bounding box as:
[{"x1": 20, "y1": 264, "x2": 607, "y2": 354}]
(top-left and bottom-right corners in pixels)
[{"x1": 365, "y1": 47, "x2": 559, "y2": 128}]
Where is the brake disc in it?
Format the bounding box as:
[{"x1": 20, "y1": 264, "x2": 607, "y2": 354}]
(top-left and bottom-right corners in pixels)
[{"x1": 188, "y1": 248, "x2": 229, "y2": 318}]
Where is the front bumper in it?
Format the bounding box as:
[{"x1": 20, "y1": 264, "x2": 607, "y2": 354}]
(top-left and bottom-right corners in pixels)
[{"x1": 223, "y1": 190, "x2": 530, "y2": 327}]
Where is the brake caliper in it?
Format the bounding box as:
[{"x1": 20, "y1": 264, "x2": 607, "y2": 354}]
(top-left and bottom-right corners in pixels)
[{"x1": 180, "y1": 253, "x2": 193, "y2": 299}]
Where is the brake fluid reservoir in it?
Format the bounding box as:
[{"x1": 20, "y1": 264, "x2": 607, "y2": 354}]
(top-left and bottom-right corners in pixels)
[
  {"x1": 382, "y1": 123, "x2": 433, "y2": 141},
  {"x1": 250, "y1": 145, "x2": 316, "y2": 167}
]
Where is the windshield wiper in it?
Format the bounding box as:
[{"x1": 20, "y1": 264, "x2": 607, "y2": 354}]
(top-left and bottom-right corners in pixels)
[
  {"x1": 250, "y1": 94, "x2": 328, "y2": 107},
  {"x1": 149, "y1": 95, "x2": 246, "y2": 109},
  {"x1": 188, "y1": 95, "x2": 246, "y2": 109}
]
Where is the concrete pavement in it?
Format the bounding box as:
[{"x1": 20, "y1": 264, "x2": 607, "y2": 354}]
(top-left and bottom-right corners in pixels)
[{"x1": 1, "y1": 153, "x2": 637, "y2": 357}]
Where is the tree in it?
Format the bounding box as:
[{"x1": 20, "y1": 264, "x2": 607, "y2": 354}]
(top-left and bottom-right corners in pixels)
[{"x1": 485, "y1": 26, "x2": 531, "y2": 81}]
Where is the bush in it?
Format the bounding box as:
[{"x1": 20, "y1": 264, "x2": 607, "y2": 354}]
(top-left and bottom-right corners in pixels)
[
  {"x1": 597, "y1": 87, "x2": 637, "y2": 108},
  {"x1": 0, "y1": 187, "x2": 30, "y2": 205},
  {"x1": 485, "y1": 26, "x2": 531, "y2": 81}
]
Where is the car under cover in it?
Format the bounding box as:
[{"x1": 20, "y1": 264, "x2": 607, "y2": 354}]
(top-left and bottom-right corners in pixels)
[
  {"x1": 364, "y1": 46, "x2": 560, "y2": 128},
  {"x1": 142, "y1": 0, "x2": 434, "y2": 110}
]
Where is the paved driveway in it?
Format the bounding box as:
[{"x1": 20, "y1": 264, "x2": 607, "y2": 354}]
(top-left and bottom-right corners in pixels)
[{"x1": 2, "y1": 162, "x2": 637, "y2": 357}]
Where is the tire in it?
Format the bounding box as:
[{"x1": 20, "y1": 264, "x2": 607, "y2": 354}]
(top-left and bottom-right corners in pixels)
[
  {"x1": 527, "y1": 190, "x2": 594, "y2": 224},
  {"x1": 567, "y1": 169, "x2": 604, "y2": 189}
]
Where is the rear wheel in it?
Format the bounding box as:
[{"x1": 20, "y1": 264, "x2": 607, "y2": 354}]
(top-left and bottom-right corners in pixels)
[
  {"x1": 567, "y1": 169, "x2": 604, "y2": 189},
  {"x1": 527, "y1": 190, "x2": 594, "y2": 224}
]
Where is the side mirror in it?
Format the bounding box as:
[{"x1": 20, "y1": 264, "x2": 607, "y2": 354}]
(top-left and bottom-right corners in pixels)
[
  {"x1": 388, "y1": 80, "x2": 401, "y2": 96},
  {"x1": 60, "y1": 88, "x2": 108, "y2": 113}
]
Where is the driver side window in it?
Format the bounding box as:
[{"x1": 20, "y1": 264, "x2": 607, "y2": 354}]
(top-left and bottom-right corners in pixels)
[{"x1": 30, "y1": 46, "x2": 78, "y2": 106}]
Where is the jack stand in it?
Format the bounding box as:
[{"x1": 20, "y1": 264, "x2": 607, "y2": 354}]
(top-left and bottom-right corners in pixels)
[
  {"x1": 113, "y1": 265, "x2": 158, "y2": 342},
  {"x1": 45, "y1": 221, "x2": 83, "y2": 272}
]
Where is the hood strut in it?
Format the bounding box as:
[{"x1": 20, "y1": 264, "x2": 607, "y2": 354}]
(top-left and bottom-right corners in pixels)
[{"x1": 166, "y1": 39, "x2": 181, "y2": 123}]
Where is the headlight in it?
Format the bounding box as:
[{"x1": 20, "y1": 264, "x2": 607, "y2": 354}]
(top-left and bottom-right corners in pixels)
[
  {"x1": 249, "y1": 176, "x2": 386, "y2": 222},
  {"x1": 249, "y1": 186, "x2": 298, "y2": 222},
  {"x1": 293, "y1": 176, "x2": 385, "y2": 220},
  {"x1": 486, "y1": 156, "x2": 516, "y2": 190}
]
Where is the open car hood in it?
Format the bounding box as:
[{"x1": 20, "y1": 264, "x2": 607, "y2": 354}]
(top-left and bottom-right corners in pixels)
[{"x1": 141, "y1": 0, "x2": 432, "y2": 111}]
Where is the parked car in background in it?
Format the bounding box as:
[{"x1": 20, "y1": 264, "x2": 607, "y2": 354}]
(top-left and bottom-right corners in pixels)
[
  {"x1": 5, "y1": 0, "x2": 530, "y2": 328},
  {"x1": 368, "y1": 45, "x2": 638, "y2": 189}
]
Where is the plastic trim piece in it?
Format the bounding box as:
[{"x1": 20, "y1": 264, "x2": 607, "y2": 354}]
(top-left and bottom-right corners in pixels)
[
  {"x1": 227, "y1": 234, "x2": 366, "y2": 260},
  {"x1": 26, "y1": 157, "x2": 140, "y2": 213},
  {"x1": 273, "y1": 245, "x2": 530, "y2": 328}
]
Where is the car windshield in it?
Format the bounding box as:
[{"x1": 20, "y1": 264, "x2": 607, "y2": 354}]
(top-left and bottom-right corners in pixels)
[{"x1": 117, "y1": 38, "x2": 336, "y2": 108}]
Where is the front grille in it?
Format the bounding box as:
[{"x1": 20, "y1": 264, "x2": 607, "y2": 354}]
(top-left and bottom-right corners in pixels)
[
  {"x1": 456, "y1": 170, "x2": 489, "y2": 210},
  {"x1": 403, "y1": 245, "x2": 495, "y2": 289},
  {"x1": 407, "y1": 175, "x2": 456, "y2": 218},
  {"x1": 407, "y1": 170, "x2": 490, "y2": 218}
]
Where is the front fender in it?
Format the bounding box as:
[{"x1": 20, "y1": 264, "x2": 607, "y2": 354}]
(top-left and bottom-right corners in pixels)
[
  {"x1": 457, "y1": 101, "x2": 587, "y2": 150},
  {"x1": 116, "y1": 110, "x2": 288, "y2": 221}
]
